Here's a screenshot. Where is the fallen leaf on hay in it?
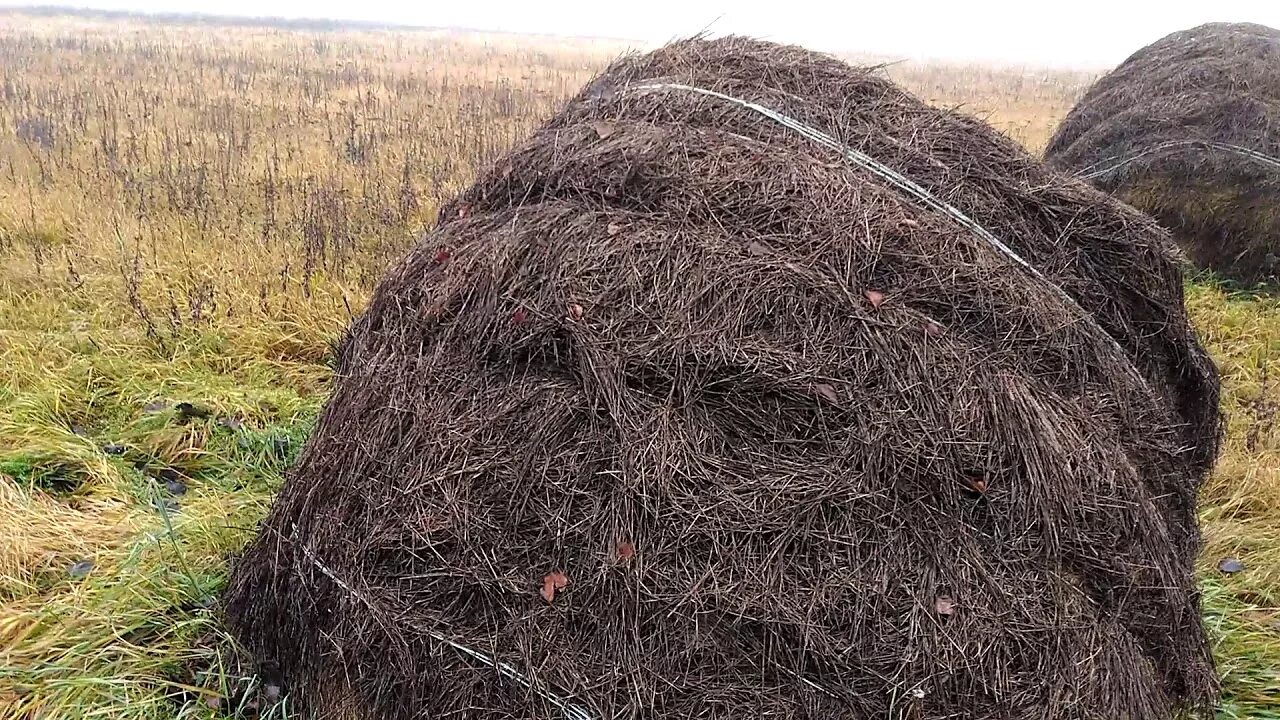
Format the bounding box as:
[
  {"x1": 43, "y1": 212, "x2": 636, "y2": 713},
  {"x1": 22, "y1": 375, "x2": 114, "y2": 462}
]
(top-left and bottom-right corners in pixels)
[
  {"x1": 617, "y1": 541, "x2": 635, "y2": 561},
  {"x1": 590, "y1": 121, "x2": 618, "y2": 139},
  {"x1": 607, "y1": 223, "x2": 624, "y2": 236},
  {"x1": 568, "y1": 303, "x2": 585, "y2": 321},
  {"x1": 934, "y1": 596, "x2": 956, "y2": 616},
  {"x1": 813, "y1": 383, "x2": 839, "y2": 404},
  {"x1": 541, "y1": 570, "x2": 570, "y2": 603},
  {"x1": 864, "y1": 290, "x2": 886, "y2": 309},
  {"x1": 512, "y1": 308, "x2": 528, "y2": 325}
]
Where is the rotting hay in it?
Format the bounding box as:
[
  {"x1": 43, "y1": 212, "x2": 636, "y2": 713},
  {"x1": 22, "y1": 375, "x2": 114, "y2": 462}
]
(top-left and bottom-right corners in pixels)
[
  {"x1": 223, "y1": 36, "x2": 1223, "y2": 720},
  {"x1": 1045, "y1": 22, "x2": 1280, "y2": 287}
]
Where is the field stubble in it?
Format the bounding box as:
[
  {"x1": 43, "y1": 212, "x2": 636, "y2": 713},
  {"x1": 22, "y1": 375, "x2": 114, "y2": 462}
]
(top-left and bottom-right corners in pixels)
[{"x1": 0, "y1": 13, "x2": 1276, "y2": 719}]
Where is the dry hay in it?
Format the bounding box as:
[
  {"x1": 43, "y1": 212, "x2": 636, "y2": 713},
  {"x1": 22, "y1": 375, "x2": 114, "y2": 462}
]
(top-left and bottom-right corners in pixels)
[
  {"x1": 1045, "y1": 22, "x2": 1280, "y2": 286},
  {"x1": 223, "y1": 37, "x2": 1223, "y2": 719}
]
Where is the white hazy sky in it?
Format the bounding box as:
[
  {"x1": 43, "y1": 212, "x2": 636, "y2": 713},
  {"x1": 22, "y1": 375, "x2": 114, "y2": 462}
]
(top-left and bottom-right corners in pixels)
[{"x1": 6, "y1": 0, "x2": 1280, "y2": 69}]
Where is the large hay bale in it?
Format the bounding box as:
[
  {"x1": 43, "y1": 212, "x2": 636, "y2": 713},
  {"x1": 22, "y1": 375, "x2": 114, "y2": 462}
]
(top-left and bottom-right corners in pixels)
[
  {"x1": 1044, "y1": 22, "x2": 1280, "y2": 286},
  {"x1": 223, "y1": 37, "x2": 1223, "y2": 719}
]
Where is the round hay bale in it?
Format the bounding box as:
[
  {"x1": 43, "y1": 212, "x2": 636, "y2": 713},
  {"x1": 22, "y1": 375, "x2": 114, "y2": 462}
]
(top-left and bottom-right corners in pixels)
[
  {"x1": 1044, "y1": 22, "x2": 1280, "y2": 286},
  {"x1": 223, "y1": 37, "x2": 1222, "y2": 720}
]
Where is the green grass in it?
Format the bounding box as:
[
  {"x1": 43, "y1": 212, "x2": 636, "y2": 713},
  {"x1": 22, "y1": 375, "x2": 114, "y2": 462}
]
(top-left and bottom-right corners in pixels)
[
  {"x1": 0, "y1": 316, "x2": 324, "y2": 718},
  {"x1": 1185, "y1": 281, "x2": 1280, "y2": 718}
]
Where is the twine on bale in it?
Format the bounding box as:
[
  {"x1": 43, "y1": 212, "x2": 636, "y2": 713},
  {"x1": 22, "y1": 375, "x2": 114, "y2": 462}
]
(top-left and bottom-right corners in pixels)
[
  {"x1": 294, "y1": 528, "x2": 596, "y2": 720},
  {"x1": 1078, "y1": 140, "x2": 1280, "y2": 181},
  {"x1": 628, "y1": 81, "x2": 1148, "y2": 392}
]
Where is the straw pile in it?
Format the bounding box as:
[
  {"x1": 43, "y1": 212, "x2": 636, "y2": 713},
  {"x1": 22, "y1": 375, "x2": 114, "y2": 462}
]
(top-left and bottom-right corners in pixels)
[{"x1": 224, "y1": 36, "x2": 1222, "y2": 720}]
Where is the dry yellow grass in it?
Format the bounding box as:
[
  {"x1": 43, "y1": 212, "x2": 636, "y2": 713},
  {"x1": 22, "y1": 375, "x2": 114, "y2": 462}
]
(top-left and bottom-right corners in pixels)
[{"x1": 0, "y1": 11, "x2": 1276, "y2": 719}]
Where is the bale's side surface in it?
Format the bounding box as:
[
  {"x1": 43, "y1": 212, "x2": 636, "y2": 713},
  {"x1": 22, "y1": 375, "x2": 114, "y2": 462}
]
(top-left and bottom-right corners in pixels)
[
  {"x1": 1045, "y1": 22, "x2": 1280, "y2": 285},
  {"x1": 224, "y1": 37, "x2": 1222, "y2": 720}
]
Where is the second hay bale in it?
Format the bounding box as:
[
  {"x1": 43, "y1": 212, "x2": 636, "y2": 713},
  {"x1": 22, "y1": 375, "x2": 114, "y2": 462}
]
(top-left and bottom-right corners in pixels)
[{"x1": 1045, "y1": 22, "x2": 1280, "y2": 285}]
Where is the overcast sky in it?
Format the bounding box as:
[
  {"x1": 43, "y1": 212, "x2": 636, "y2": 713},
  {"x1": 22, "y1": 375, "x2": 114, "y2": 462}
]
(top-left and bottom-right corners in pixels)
[{"x1": 5, "y1": 0, "x2": 1280, "y2": 68}]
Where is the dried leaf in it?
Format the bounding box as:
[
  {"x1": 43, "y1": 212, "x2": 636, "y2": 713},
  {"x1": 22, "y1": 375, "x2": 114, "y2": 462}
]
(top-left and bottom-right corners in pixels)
[
  {"x1": 864, "y1": 290, "x2": 886, "y2": 309},
  {"x1": 606, "y1": 223, "x2": 624, "y2": 236},
  {"x1": 617, "y1": 541, "x2": 635, "y2": 561},
  {"x1": 933, "y1": 596, "x2": 956, "y2": 616},
  {"x1": 568, "y1": 303, "x2": 585, "y2": 321},
  {"x1": 1218, "y1": 558, "x2": 1245, "y2": 574},
  {"x1": 590, "y1": 121, "x2": 618, "y2": 139},
  {"x1": 813, "y1": 383, "x2": 838, "y2": 404},
  {"x1": 512, "y1": 308, "x2": 528, "y2": 325},
  {"x1": 540, "y1": 570, "x2": 570, "y2": 603},
  {"x1": 747, "y1": 241, "x2": 769, "y2": 256},
  {"x1": 68, "y1": 559, "x2": 94, "y2": 579},
  {"x1": 433, "y1": 248, "x2": 452, "y2": 264}
]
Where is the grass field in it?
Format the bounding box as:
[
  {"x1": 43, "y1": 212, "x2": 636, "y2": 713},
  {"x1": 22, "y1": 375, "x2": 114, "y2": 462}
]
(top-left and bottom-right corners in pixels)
[{"x1": 0, "y1": 11, "x2": 1277, "y2": 719}]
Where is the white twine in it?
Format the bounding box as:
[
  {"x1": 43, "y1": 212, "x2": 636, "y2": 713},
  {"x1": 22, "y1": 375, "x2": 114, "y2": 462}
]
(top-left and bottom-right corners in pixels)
[
  {"x1": 294, "y1": 530, "x2": 594, "y2": 720},
  {"x1": 1077, "y1": 139, "x2": 1280, "y2": 180},
  {"x1": 625, "y1": 82, "x2": 1147, "y2": 389}
]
